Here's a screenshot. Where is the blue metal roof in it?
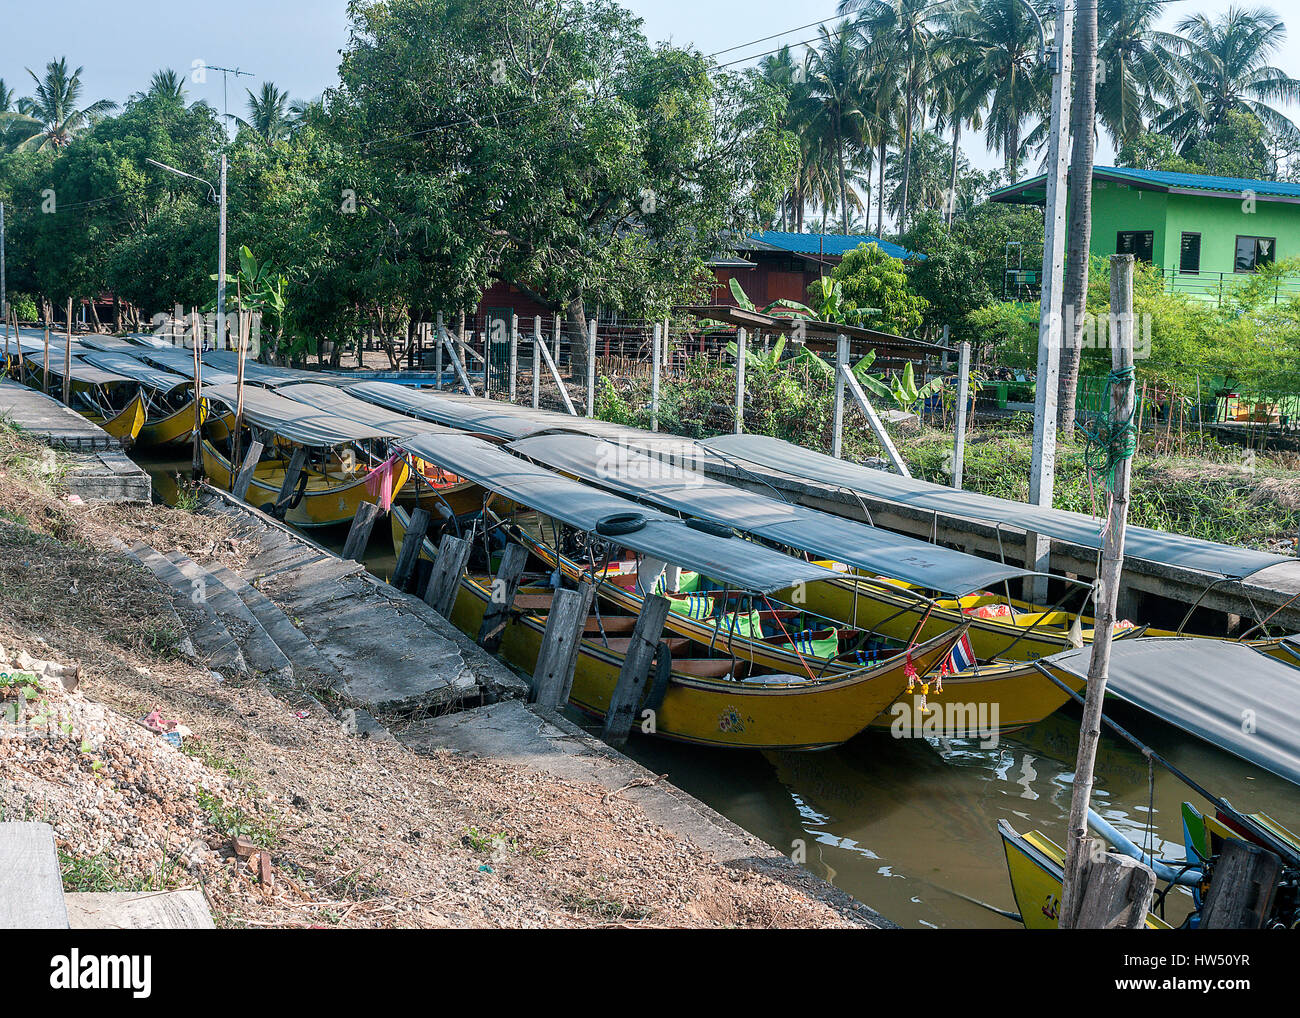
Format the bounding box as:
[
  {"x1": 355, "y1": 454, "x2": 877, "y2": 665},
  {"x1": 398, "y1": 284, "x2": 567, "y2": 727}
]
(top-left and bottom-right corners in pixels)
[
  {"x1": 745, "y1": 230, "x2": 924, "y2": 260},
  {"x1": 992, "y1": 165, "x2": 1300, "y2": 202}
]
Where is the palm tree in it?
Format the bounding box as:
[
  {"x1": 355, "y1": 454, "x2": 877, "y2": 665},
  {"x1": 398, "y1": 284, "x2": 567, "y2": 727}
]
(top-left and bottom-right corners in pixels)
[
  {"x1": 845, "y1": 0, "x2": 942, "y2": 232},
  {"x1": 885, "y1": 128, "x2": 957, "y2": 220},
  {"x1": 1156, "y1": 7, "x2": 1300, "y2": 151},
  {"x1": 941, "y1": 0, "x2": 1050, "y2": 182},
  {"x1": 237, "y1": 82, "x2": 294, "y2": 143},
  {"x1": 758, "y1": 46, "x2": 814, "y2": 230},
  {"x1": 1095, "y1": 0, "x2": 1186, "y2": 147},
  {"x1": 0, "y1": 79, "x2": 15, "y2": 113},
  {"x1": 862, "y1": 57, "x2": 902, "y2": 235},
  {"x1": 804, "y1": 24, "x2": 874, "y2": 235},
  {"x1": 0, "y1": 58, "x2": 117, "y2": 151},
  {"x1": 929, "y1": 12, "x2": 987, "y2": 227},
  {"x1": 133, "y1": 68, "x2": 188, "y2": 105}
]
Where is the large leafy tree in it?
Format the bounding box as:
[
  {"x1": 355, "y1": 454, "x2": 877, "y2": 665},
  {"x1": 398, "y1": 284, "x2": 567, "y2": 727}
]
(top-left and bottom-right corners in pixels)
[{"x1": 0, "y1": 58, "x2": 117, "y2": 152}]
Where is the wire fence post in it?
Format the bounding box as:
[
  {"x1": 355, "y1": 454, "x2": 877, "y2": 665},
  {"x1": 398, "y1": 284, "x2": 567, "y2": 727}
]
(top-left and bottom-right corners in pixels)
[
  {"x1": 586, "y1": 319, "x2": 597, "y2": 418},
  {"x1": 734, "y1": 327, "x2": 746, "y2": 435},
  {"x1": 832, "y1": 334, "x2": 847, "y2": 458},
  {"x1": 953, "y1": 340, "x2": 971, "y2": 489},
  {"x1": 532, "y1": 315, "x2": 541, "y2": 409},
  {"x1": 650, "y1": 323, "x2": 661, "y2": 433}
]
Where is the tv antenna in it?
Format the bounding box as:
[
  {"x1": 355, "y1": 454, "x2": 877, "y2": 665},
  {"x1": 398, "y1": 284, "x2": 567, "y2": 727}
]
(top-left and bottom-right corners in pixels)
[{"x1": 207, "y1": 64, "x2": 255, "y2": 136}]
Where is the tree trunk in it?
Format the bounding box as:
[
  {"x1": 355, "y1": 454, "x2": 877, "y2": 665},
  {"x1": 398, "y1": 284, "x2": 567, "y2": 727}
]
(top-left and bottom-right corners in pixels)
[
  {"x1": 837, "y1": 126, "x2": 850, "y2": 236},
  {"x1": 877, "y1": 137, "x2": 887, "y2": 236},
  {"x1": 565, "y1": 295, "x2": 588, "y2": 380},
  {"x1": 899, "y1": 85, "x2": 915, "y2": 232},
  {"x1": 1058, "y1": 0, "x2": 1098, "y2": 436},
  {"x1": 947, "y1": 121, "x2": 961, "y2": 227}
]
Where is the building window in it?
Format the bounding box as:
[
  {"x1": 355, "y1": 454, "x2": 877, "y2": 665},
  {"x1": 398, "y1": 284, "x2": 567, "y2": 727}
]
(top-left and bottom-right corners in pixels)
[
  {"x1": 1179, "y1": 232, "x2": 1201, "y2": 274},
  {"x1": 1235, "y1": 236, "x2": 1276, "y2": 273},
  {"x1": 1116, "y1": 230, "x2": 1154, "y2": 263}
]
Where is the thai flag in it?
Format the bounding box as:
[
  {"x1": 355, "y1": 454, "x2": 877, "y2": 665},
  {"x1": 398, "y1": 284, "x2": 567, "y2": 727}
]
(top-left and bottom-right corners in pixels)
[{"x1": 943, "y1": 632, "x2": 977, "y2": 674}]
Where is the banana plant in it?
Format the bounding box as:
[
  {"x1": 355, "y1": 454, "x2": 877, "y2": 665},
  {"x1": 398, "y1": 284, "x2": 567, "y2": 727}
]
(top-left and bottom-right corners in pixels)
[{"x1": 855, "y1": 359, "x2": 946, "y2": 414}]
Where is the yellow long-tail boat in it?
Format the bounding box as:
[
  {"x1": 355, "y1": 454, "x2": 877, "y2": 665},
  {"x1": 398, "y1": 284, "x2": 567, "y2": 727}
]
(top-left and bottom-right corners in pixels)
[
  {"x1": 202, "y1": 382, "x2": 412, "y2": 527},
  {"x1": 79, "y1": 348, "x2": 234, "y2": 448},
  {"x1": 16, "y1": 348, "x2": 149, "y2": 445}
]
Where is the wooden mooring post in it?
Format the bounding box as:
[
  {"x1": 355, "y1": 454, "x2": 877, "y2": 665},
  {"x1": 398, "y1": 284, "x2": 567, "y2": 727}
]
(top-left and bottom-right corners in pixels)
[
  {"x1": 341, "y1": 501, "x2": 384, "y2": 562},
  {"x1": 41, "y1": 316, "x2": 50, "y2": 394},
  {"x1": 273, "y1": 446, "x2": 308, "y2": 515},
  {"x1": 601, "y1": 593, "x2": 670, "y2": 745},
  {"x1": 531, "y1": 580, "x2": 595, "y2": 710},
  {"x1": 476, "y1": 543, "x2": 529, "y2": 653},
  {"x1": 1199, "y1": 839, "x2": 1282, "y2": 929},
  {"x1": 1059, "y1": 254, "x2": 1137, "y2": 929},
  {"x1": 231, "y1": 439, "x2": 264, "y2": 502},
  {"x1": 422, "y1": 534, "x2": 472, "y2": 618},
  {"x1": 61, "y1": 298, "x2": 73, "y2": 407},
  {"x1": 190, "y1": 309, "x2": 204, "y2": 480},
  {"x1": 391, "y1": 507, "x2": 432, "y2": 591},
  {"x1": 1073, "y1": 851, "x2": 1156, "y2": 929}
]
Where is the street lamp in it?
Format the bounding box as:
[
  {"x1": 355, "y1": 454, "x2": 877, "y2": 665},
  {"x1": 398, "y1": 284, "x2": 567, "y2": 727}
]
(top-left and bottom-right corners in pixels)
[{"x1": 146, "y1": 154, "x2": 228, "y2": 345}]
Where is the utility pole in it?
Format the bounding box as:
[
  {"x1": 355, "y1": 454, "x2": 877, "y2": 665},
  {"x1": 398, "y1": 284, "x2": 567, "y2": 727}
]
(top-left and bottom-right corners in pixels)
[
  {"x1": 217, "y1": 153, "x2": 227, "y2": 346},
  {"x1": 1026, "y1": 0, "x2": 1075, "y2": 600},
  {"x1": 0, "y1": 202, "x2": 7, "y2": 333}
]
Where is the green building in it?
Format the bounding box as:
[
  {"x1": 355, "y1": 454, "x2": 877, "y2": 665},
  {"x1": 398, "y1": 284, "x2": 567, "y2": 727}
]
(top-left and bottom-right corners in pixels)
[{"x1": 991, "y1": 166, "x2": 1300, "y2": 303}]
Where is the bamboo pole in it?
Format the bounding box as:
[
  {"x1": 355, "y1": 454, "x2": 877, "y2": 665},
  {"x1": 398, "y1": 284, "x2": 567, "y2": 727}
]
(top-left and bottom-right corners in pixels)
[
  {"x1": 42, "y1": 307, "x2": 50, "y2": 394},
  {"x1": 232, "y1": 306, "x2": 249, "y2": 479},
  {"x1": 61, "y1": 298, "x2": 73, "y2": 406},
  {"x1": 1060, "y1": 254, "x2": 1137, "y2": 929},
  {"x1": 191, "y1": 309, "x2": 204, "y2": 480}
]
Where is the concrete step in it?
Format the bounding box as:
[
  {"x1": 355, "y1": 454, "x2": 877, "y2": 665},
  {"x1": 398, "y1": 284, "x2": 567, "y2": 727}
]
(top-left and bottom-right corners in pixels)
[
  {"x1": 205, "y1": 563, "x2": 345, "y2": 689},
  {"x1": 127, "y1": 543, "x2": 249, "y2": 675},
  {"x1": 166, "y1": 552, "x2": 294, "y2": 683}
]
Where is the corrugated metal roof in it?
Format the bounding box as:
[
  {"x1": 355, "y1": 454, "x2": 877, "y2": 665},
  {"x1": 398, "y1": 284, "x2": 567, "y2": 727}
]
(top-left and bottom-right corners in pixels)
[
  {"x1": 992, "y1": 165, "x2": 1300, "y2": 202},
  {"x1": 742, "y1": 231, "x2": 924, "y2": 261}
]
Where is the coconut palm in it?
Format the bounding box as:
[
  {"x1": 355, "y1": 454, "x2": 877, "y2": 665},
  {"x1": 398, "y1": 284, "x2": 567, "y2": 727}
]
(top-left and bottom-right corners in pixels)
[
  {"x1": 1156, "y1": 6, "x2": 1300, "y2": 150},
  {"x1": 885, "y1": 128, "x2": 958, "y2": 221},
  {"x1": 133, "y1": 68, "x2": 188, "y2": 105},
  {"x1": 0, "y1": 79, "x2": 15, "y2": 113},
  {"x1": 0, "y1": 58, "x2": 117, "y2": 151},
  {"x1": 1094, "y1": 0, "x2": 1187, "y2": 147},
  {"x1": 940, "y1": 0, "x2": 1050, "y2": 181},
  {"x1": 929, "y1": 14, "x2": 987, "y2": 226},
  {"x1": 804, "y1": 23, "x2": 875, "y2": 235},
  {"x1": 844, "y1": 0, "x2": 944, "y2": 231},
  {"x1": 237, "y1": 81, "x2": 295, "y2": 143}
]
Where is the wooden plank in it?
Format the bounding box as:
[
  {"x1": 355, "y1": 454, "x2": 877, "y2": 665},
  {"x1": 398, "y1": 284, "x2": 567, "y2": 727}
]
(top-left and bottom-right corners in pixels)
[
  {"x1": 532, "y1": 581, "x2": 595, "y2": 710},
  {"x1": 601, "y1": 594, "x2": 671, "y2": 745},
  {"x1": 422, "y1": 534, "x2": 472, "y2": 618},
  {"x1": 1200, "y1": 839, "x2": 1282, "y2": 929},
  {"x1": 231, "y1": 439, "x2": 264, "y2": 501},
  {"x1": 391, "y1": 507, "x2": 432, "y2": 590},
  {"x1": 476, "y1": 543, "x2": 529, "y2": 652},
  {"x1": 341, "y1": 501, "x2": 384, "y2": 561},
  {"x1": 273, "y1": 446, "x2": 308, "y2": 512},
  {"x1": 1073, "y1": 851, "x2": 1156, "y2": 930},
  {"x1": 0, "y1": 822, "x2": 70, "y2": 929}
]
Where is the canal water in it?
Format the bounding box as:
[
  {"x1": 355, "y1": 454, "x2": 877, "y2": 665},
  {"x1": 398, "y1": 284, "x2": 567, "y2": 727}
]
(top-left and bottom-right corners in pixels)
[{"x1": 142, "y1": 458, "x2": 1299, "y2": 928}]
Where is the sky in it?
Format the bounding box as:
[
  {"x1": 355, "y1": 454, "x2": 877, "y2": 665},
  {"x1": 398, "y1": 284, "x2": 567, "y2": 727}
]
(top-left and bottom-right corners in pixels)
[{"x1": 3, "y1": 0, "x2": 1296, "y2": 175}]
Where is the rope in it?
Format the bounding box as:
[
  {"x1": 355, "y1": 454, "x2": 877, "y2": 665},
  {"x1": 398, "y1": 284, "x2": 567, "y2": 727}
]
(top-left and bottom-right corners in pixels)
[{"x1": 1079, "y1": 365, "x2": 1138, "y2": 493}]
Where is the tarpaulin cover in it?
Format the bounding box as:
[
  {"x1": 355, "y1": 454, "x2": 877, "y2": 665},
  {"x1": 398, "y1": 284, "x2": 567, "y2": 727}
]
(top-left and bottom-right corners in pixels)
[
  {"x1": 203, "y1": 382, "x2": 397, "y2": 448},
  {"x1": 346, "y1": 382, "x2": 665, "y2": 443},
  {"x1": 22, "y1": 350, "x2": 134, "y2": 388},
  {"x1": 400, "y1": 431, "x2": 839, "y2": 594},
  {"x1": 277, "y1": 383, "x2": 449, "y2": 440},
  {"x1": 509, "y1": 433, "x2": 1034, "y2": 595},
  {"x1": 203, "y1": 349, "x2": 350, "y2": 387},
  {"x1": 136, "y1": 348, "x2": 239, "y2": 387},
  {"x1": 81, "y1": 350, "x2": 193, "y2": 393},
  {"x1": 1046, "y1": 638, "x2": 1300, "y2": 787},
  {"x1": 703, "y1": 433, "x2": 1289, "y2": 579}
]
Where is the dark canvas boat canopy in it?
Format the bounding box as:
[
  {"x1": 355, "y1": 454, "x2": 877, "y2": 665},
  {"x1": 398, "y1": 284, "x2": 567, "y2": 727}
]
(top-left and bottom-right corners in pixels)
[
  {"x1": 137, "y1": 348, "x2": 239, "y2": 387},
  {"x1": 399, "y1": 432, "x2": 839, "y2": 594},
  {"x1": 703, "y1": 433, "x2": 1289, "y2": 579},
  {"x1": 204, "y1": 383, "x2": 397, "y2": 448},
  {"x1": 277, "y1": 383, "x2": 447, "y2": 440},
  {"x1": 346, "y1": 382, "x2": 663, "y2": 443},
  {"x1": 1046, "y1": 638, "x2": 1300, "y2": 787},
  {"x1": 203, "y1": 349, "x2": 349, "y2": 387},
  {"x1": 81, "y1": 351, "x2": 193, "y2": 393},
  {"x1": 509, "y1": 433, "x2": 1034, "y2": 595},
  {"x1": 23, "y1": 351, "x2": 134, "y2": 388}
]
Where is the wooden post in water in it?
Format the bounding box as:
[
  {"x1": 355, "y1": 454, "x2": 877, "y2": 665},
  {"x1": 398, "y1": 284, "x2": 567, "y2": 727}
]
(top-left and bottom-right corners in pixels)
[
  {"x1": 832, "y1": 335, "x2": 847, "y2": 458},
  {"x1": 734, "y1": 327, "x2": 747, "y2": 434},
  {"x1": 2, "y1": 300, "x2": 9, "y2": 373},
  {"x1": 532, "y1": 316, "x2": 542, "y2": 409},
  {"x1": 60, "y1": 298, "x2": 73, "y2": 406},
  {"x1": 1200, "y1": 839, "x2": 1282, "y2": 929},
  {"x1": 342, "y1": 501, "x2": 384, "y2": 562},
  {"x1": 1073, "y1": 852, "x2": 1156, "y2": 930},
  {"x1": 585, "y1": 319, "x2": 597, "y2": 417},
  {"x1": 41, "y1": 312, "x2": 50, "y2": 394},
  {"x1": 1060, "y1": 254, "x2": 1137, "y2": 929},
  {"x1": 650, "y1": 323, "x2": 661, "y2": 433},
  {"x1": 532, "y1": 581, "x2": 595, "y2": 710},
  {"x1": 273, "y1": 446, "x2": 308, "y2": 515},
  {"x1": 952, "y1": 340, "x2": 971, "y2": 489},
  {"x1": 423, "y1": 534, "x2": 472, "y2": 618},
  {"x1": 391, "y1": 508, "x2": 432, "y2": 591},
  {"x1": 231, "y1": 440, "x2": 263, "y2": 502},
  {"x1": 601, "y1": 593, "x2": 670, "y2": 745},
  {"x1": 476, "y1": 543, "x2": 529, "y2": 653},
  {"x1": 190, "y1": 309, "x2": 204, "y2": 479},
  {"x1": 508, "y1": 313, "x2": 519, "y2": 404}
]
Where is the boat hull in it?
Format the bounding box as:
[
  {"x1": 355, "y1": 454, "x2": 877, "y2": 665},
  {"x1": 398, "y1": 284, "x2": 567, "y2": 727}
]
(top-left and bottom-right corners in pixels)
[
  {"x1": 204, "y1": 439, "x2": 410, "y2": 528},
  {"x1": 82, "y1": 390, "x2": 146, "y2": 445}
]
